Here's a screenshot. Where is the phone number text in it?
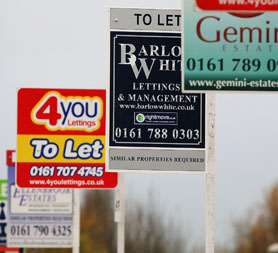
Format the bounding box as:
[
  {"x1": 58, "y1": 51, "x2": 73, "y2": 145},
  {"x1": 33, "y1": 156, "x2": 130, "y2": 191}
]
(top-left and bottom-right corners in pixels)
[{"x1": 186, "y1": 58, "x2": 278, "y2": 72}]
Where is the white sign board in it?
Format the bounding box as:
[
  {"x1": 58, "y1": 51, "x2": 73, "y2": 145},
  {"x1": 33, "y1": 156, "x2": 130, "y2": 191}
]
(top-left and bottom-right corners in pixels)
[{"x1": 7, "y1": 164, "x2": 74, "y2": 248}]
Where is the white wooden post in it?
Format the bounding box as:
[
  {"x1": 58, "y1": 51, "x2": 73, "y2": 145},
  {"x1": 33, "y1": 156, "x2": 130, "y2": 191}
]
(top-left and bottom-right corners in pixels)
[
  {"x1": 115, "y1": 173, "x2": 125, "y2": 253},
  {"x1": 72, "y1": 189, "x2": 80, "y2": 253},
  {"x1": 206, "y1": 94, "x2": 215, "y2": 253}
]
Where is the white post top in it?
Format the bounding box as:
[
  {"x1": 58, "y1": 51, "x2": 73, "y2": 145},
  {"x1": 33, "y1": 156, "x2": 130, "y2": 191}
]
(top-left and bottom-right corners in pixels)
[{"x1": 268, "y1": 243, "x2": 278, "y2": 253}]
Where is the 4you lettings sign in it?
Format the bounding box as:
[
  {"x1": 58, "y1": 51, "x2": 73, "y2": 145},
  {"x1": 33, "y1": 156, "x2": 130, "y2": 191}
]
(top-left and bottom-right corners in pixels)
[{"x1": 17, "y1": 88, "x2": 117, "y2": 188}]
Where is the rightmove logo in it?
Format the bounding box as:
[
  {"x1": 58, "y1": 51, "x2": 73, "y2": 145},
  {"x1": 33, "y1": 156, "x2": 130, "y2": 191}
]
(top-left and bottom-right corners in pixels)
[
  {"x1": 136, "y1": 113, "x2": 145, "y2": 123},
  {"x1": 134, "y1": 112, "x2": 178, "y2": 125}
]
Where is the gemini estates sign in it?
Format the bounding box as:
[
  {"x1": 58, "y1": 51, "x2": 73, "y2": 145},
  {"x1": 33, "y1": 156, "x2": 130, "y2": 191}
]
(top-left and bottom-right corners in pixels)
[
  {"x1": 108, "y1": 8, "x2": 206, "y2": 172},
  {"x1": 183, "y1": 0, "x2": 278, "y2": 92}
]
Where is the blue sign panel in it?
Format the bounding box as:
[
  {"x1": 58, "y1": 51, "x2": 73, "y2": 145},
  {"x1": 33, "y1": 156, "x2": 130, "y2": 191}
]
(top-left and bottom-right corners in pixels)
[
  {"x1": 0, "y1": 180, "x2": 7, "y2": 247},
  {"x1": 109, "y1": 31, "x2": 205, "y2": 148}
]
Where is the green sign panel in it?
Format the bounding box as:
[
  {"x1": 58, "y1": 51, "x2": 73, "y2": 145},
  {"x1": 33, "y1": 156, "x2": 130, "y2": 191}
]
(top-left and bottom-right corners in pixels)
[
  {"x1": 0, "y1": 180, "x2": 7, "y2": 201},
  {"x1": 183, "y1": 0, "x2": 278, "y2": 92}
]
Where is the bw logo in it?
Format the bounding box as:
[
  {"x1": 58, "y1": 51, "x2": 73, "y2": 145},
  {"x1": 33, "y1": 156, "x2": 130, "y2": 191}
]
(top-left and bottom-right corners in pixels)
[{"x1": 119, "y1": 43, "x2": 156, "y2": 79}]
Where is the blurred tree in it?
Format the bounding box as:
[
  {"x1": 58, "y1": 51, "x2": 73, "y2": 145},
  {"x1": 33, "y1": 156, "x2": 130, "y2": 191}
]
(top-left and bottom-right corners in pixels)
[
  {"x1": 190, "y1": 242, "x2": 230, "y2": 253},
  {"x1": 125, "y1": 194, "x2": 188, "y2": 253},
  {"x1": 26, "y1": 190, "x2": 116, "y2": 253},
  {"x1": 232, "y1": 182, "x2": 278, "y2": 253},
  {"x1": 79, "y1": 190, "x2": 116, "y2": 253},
  {"x1": 26, "y1": 189, "x2": 189, "y2": 253}
]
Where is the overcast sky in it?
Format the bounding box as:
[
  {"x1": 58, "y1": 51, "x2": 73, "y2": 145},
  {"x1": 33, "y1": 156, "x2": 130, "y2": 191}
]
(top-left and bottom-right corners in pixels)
[{"x1": 1, "y1": 0, "x2": 277, "y2": 249}]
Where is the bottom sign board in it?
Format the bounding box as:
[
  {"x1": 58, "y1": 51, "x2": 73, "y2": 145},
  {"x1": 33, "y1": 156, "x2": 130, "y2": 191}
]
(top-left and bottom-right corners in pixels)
[
  {"x1": 109, "y1": 148, "x2": 205, "y2": 171},
  {"x1": 0, "y1": 179, "x2": 20, "y2": 252},
  {"x1": 7, "y1": 152, "x2": 74, "y2": 248}
]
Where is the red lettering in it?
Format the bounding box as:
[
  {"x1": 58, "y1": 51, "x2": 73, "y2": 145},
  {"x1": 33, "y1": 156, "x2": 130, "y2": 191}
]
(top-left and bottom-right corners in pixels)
[
  {"x1": 223, "y1": 27, "x2": 237, "y2": 43},
  {"x1": 35, "y1": 96, "x2": 61, "y2": 126},
  {"x1": 240, "y1": 27, "x2": 262, "y2": 43},
  {"x1": 196, "y1": 16, "x2": 220, "y2": 43}
]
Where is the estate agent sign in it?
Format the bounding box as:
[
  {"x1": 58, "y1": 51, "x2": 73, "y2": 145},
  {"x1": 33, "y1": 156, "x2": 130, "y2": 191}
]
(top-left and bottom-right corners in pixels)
[
  {"x1": 7, "y1": 152, "x2": 74, "y2": 248},
  {"x1": 183, "y1": 0, "x2": 278, "y2": 92},
  {"x1": 17, "y1": 88, "x2": 117, "y2": 188},
  {"x1": 108, "y1": 8, "x2": 207, "y2": 172}
]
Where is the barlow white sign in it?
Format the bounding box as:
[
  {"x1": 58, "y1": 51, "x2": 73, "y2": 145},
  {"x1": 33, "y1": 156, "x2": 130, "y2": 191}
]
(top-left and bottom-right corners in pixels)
[{"x1": 108, "y1": 8, "x2": 209, "y2": 172}]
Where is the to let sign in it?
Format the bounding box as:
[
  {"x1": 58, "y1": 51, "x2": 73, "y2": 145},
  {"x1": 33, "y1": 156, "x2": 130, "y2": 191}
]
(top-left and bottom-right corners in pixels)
[
  {"x1": 17, "y1": 88, "x2": 117, "y2": 188},
  {"x1": 108, "y1": 8, "x2": 206, "y2": 172},
  {"x1": 183, "y1": 0, "x2": 278, "y2": 92}
]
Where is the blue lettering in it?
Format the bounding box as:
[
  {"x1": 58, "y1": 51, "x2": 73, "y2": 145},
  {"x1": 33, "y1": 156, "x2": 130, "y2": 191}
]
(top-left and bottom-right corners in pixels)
[
  {"x1": 85, "y1": 102, "x2": 98, "y2": 118},
  {"x1": 30, "y1": 139, "x2": 59, "y2": 159},
  {"x1": 63, "y1": 139, "x2": 104, "y2": 159},
  {"x1": 72, "y1": 102, "x2": 84, "y2": 118},
  {"x1": 12, "y1": 188, "x2": 20, "y2": 198},
  {"x1": 60, "y1": 101, "x2": 72, "y2": 125},
  {"x1": 19, "y1": 195, "x2": 29, "y2": 206},
  {"x1": 64, "y1": 139, "x2": 77, "y2": 158}
]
